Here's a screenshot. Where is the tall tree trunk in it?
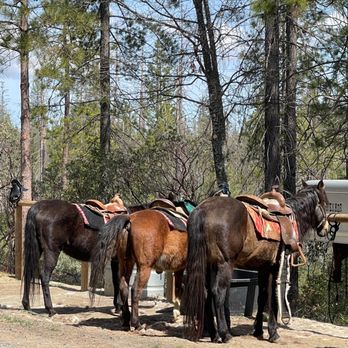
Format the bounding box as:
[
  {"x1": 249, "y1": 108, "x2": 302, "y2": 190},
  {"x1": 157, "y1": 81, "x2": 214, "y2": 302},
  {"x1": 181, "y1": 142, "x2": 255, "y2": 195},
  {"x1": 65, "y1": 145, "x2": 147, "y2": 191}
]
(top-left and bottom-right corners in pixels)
[
  {"x1": 62, "y1": 89, "x2": 70, "y2": 191},
  {"x1": 20, "y1": 0, "x2": 32, "y2": 201},
  {"x1": 284, "y1": 4, "x2": 298, "y2": 196},
  {"x1": 61, "y1": 27, "x2": 70, "y2": 192},
  {"x1": 100, "y1": 0, "x2": 111, "y2": 155},
  {"x1": 284, "y1": 4, "x2": 299, "y2": 315},
  {"x1": 193, "y1": 0, "x2": 228, "y2": 188},
  {"x1": 264, "y1": 2, "x2": 280, "y2": 192},
  {"x1": 39, "y1": 90, "x2": 46, "y2": 183}
]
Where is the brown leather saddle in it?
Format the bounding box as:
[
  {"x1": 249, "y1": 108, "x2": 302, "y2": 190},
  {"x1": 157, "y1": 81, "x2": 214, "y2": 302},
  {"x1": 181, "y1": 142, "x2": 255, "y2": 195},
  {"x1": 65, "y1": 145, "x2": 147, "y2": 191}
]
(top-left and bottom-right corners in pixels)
[
  {"x1": 236, "y1": 187, "x2": 300, "y2": 254},
  {"x1": 149, "y1": 198, "x2": 188, "y2": 231},
  {"x1": 85, "y1": 194, "x2": 128, "y2": 214}
]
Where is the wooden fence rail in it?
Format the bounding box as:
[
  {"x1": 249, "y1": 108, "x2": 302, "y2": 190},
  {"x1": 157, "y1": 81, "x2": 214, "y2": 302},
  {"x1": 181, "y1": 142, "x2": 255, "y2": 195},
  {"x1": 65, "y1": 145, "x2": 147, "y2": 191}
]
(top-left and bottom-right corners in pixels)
[
  {"x1": 14, "y1": 200, "x2": 89, "y2": 291},
  {"x1": 327, "y1": 213, "x2": 348, "y2": 223}
]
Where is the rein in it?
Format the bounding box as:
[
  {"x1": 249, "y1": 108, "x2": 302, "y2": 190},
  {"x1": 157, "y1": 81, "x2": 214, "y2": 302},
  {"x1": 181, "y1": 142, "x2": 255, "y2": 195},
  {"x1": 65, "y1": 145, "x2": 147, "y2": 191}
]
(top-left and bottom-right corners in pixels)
[{"x1": 277, "y1": 186, "x2": 327, "y2": 325}]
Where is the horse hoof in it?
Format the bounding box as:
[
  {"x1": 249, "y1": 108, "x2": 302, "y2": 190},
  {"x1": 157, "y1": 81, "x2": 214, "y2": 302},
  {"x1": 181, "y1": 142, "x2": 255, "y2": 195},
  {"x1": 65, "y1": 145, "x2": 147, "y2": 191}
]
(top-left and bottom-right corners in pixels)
[
  {"x1": 48, "y1": 310, "x2": 57, "y2": 317},
  {"x1": 223, "y1": 333, "x2": 232, "y2": 343},
  {"x1": 172, "y1": 309, "x2": 180, "y2": 322},
  {"x1": 269, "y1": 333, "x2": 280, "y2": 343},
  {"x1": 212, "y1": 336, "x2": 222, "y2": 343},
  {"x1": 253, "y1": 331, "x2": 264, "y2": 340}
]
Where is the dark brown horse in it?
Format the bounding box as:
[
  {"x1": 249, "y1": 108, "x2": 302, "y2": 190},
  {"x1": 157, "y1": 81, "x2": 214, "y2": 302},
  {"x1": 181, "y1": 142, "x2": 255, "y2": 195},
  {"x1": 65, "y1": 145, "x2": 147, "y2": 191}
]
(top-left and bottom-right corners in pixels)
[
  {"x1": 184, "y1": 180, "x2": 329, "y2": 343},
  {"x1": 90, "y1": 207, "x2": 189, "y2": 330},
  {"x1": 21, "y1": 194, "x2": 127, "y2": 316}
]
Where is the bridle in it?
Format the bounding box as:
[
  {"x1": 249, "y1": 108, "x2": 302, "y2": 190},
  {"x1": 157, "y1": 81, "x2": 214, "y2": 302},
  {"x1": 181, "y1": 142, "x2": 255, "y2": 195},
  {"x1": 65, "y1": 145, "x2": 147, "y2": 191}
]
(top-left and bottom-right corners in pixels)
[{"x1": 314, "y1": 191, "x2": 328, "y2": 233}]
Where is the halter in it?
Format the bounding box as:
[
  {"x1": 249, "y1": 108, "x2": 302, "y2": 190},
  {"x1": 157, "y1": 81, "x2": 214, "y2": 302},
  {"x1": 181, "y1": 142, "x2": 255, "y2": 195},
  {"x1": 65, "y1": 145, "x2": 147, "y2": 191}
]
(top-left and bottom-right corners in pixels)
[{"x1": 314, "y1": 191, "x2": 327, "y2": 232}]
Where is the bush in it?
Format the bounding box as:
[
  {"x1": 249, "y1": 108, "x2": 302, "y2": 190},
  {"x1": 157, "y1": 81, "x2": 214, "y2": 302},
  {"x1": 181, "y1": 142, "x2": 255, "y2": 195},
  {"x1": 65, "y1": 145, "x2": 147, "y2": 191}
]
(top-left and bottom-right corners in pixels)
[
  {"x1": 297, "y1": 241, "x2": 348, "y2": 325},
  {"x1": 51, "y1": 253, "x2": 81, "y2": 285}
]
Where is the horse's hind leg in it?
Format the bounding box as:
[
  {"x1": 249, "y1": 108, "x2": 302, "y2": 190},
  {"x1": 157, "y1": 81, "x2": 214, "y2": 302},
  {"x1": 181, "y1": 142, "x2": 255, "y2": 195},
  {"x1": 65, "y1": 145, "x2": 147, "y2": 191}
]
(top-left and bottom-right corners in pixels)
[
  {"x1": 111, "y1": 257, "x2": 121, "y2": 312},
  {"x1": 211, "y1": 263, "x2": 232, "y2": 343},
  {"x1": 119, "y1": 259, "x2": 134, "y2": 330},
  {"x1": 40, "y1": 251, "x2": 60, "y2": 316},
  {"x1": 130, "y1": 266, "x2": 151, "y2": 330},
  {"x1": 173, "y1": 270, "x2": 184, "y2": 321}
]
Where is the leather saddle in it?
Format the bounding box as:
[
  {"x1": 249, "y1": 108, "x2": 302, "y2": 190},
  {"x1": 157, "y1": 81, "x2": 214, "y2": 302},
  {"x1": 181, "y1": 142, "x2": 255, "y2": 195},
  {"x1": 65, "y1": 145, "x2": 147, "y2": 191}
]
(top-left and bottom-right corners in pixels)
[
  {"x1": 149, "y1": 198, "x2": 188, "y2": 231},
  {"x1": 236, "y1": 187, "x2": 299, "y2": 253},
  {"x1": 85, "y1": 193, "x2": 128, "y2": 214}
]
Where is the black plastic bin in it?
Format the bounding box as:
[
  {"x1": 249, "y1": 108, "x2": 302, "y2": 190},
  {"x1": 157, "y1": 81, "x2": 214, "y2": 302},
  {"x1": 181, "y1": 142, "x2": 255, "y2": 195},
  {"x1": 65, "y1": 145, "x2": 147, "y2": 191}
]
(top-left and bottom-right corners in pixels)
[{"x1": 229, "y1": 268, "x2": 258, "y2": 317}]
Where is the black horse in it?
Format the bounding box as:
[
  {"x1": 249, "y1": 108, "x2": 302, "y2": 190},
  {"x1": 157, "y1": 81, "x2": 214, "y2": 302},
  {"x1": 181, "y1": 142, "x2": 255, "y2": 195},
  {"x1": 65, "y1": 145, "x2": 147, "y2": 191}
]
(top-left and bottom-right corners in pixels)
[
  {"x1": 183, "y1": 180, "x2": 329, "y2": 343},
  {"x1": 21, "y1": 195, "x2": 127, "y2": 316}
]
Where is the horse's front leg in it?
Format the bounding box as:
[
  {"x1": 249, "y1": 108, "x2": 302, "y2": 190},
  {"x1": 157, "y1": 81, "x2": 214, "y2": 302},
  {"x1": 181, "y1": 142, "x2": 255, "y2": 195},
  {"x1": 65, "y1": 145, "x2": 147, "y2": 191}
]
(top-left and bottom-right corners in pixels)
[
  {"x1": 253, "y1": 269, "x2": 268, "y2": 339},
  {"x1": 267, "y1": 269, "x2": 280, "y2": 343},
  {"x1": 130, "y1": 266, "x2": 151, "y2": 330},
  {"x1": 119, "y1": 260, "x2": 133, "y2": 330}
]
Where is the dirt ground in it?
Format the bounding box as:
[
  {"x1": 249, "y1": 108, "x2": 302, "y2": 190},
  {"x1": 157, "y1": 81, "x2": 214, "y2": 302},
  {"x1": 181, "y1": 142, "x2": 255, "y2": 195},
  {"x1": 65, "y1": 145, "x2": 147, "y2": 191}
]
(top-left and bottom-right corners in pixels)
[{"x1": 0, "y1": 273, "x2": 347, "y2": 348}]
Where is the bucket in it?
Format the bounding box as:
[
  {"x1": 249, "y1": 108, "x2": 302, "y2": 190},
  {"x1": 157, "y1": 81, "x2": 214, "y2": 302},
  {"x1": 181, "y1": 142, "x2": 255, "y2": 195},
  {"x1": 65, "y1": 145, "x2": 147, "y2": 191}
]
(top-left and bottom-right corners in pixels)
[{"x1": 104, "y1": 263, "x2": 165, "y2": 299}]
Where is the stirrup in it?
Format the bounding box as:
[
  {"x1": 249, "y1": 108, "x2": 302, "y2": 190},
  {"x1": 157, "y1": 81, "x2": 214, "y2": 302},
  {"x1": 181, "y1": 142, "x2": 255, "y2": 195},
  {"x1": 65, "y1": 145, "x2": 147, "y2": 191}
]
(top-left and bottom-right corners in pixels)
[{"x1": 290, "y1": 245, "x2": 307, "y2": 267}]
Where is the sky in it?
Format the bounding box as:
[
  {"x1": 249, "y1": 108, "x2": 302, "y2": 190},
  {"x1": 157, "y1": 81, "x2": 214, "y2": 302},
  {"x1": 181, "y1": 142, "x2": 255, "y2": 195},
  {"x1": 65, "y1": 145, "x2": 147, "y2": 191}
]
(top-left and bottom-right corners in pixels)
[{"x1": 2, "y1": 59, "x2": 21, "y2": 127}]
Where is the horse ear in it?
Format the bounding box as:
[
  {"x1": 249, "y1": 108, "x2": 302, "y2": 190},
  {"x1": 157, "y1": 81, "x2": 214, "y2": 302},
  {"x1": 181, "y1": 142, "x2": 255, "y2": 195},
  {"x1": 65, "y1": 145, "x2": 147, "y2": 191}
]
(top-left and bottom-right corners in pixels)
[
  {"x1": 317, "y1": 179, "x2": 324, "y2": 189},
  {"x1": 302, "y1": 180, "x2": 308, "y2": 187}
]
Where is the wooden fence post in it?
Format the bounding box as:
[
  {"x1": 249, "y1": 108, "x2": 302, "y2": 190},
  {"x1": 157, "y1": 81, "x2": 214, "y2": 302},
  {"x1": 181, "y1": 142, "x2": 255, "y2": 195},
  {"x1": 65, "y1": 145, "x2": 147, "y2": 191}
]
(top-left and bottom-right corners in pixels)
[
  {"x1": 81, "y1": 262, "x2": 90, "y2": 291},
  {"x1": 14, "y1": 204, "x2": 23, "y2": 279},
  {"x1": 165, "y1": 271, "x2": 175, "y2": 303}
]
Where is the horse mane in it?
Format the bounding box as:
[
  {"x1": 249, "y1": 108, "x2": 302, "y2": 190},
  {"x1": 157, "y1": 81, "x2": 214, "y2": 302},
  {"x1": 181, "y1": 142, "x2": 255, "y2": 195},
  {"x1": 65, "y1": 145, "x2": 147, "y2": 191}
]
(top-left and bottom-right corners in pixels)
[{"x1": 286, "y1": 186, "x2": 319, "y2": 240}]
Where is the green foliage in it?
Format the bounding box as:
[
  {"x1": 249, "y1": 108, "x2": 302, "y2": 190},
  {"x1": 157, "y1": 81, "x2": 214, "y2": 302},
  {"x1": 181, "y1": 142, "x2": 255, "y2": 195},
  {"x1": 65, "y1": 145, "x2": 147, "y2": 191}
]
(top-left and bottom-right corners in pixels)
[
  {"x1": 51, "y1": 253, "x2": 81, "y2": 285},
  {"x1": 297, "y1": 242, "x2": 348, "y2": 325},
  {"x1": 0, "y1": 102, "x2": 19, "y2": 273},
  {"x1": 253, "y1": 0, "x2": 308, "y2": 15}
]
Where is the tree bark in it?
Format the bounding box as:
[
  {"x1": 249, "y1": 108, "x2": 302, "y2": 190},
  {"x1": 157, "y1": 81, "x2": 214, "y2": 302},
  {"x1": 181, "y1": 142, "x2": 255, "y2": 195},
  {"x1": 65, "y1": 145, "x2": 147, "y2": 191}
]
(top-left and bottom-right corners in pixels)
[
  {"x1": 100, "y1": 0, "x2": 111, "y2": 155},
  {"x1": 284, "y1": 4, "x2": 298, "y2": 197},
  {"x1": 20, "y1": 0, "x2": 32, "y2": 201},
  {"x1": 39, "y1": 89, "x2": 46, "y2": 183},
  {"x1": 62, "y1": 89, "x2": 70, "y2": 191},
  {"x1": 193, "y1": 0, "x2": 228, "y2": 188},
  {"x1": 264, "y1": 3, "x2": 280, "y2": 192}
]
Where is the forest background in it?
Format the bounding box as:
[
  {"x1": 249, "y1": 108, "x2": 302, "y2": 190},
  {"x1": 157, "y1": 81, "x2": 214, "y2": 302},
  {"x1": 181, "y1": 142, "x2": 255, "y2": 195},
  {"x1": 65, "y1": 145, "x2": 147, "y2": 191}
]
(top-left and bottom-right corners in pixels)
[{"x1": 0, "y1": 0, "x2": 347, "y2": 324}]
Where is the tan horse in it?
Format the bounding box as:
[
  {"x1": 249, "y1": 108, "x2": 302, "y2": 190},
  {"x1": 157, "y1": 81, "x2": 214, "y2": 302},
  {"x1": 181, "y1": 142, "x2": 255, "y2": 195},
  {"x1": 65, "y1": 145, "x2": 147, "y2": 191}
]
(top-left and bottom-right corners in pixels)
[{"x1": 90, "y1": 208, "x2": 187, "y2": 330}]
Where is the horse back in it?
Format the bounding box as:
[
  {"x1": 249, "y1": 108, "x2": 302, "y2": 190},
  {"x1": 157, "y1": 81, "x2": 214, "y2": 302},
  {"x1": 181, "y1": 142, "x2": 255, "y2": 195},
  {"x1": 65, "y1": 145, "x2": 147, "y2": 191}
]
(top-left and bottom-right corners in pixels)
[
  {"x1": 28, "y1": 199, "x2": 95, "y2": 258},
  {"x1": 129, "y1": 209, "x2": 185, "y2": 268},
  {"x1": 190, "y1": 196, "x2": 248, "y2": 264}
]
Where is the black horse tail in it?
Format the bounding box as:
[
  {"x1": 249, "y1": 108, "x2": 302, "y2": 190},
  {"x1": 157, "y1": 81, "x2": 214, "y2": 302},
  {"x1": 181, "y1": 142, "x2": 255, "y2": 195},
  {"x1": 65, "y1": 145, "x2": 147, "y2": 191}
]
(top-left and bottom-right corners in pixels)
[
  {"x1": 21, "y1": 205, "x2": 41, "y2": 308},
  {"x1": 89, "y1": 214, "x2": 131, "y2": 302},
  {"x1": 183, "y1": 207, "x2": 207, "y2": 341}
]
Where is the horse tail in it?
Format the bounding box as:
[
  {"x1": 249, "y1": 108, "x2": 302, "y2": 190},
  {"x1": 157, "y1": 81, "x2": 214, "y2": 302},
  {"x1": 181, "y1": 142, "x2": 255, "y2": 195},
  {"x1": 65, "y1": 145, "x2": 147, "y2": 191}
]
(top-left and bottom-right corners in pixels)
[
  {"x1": 89, "y1": 214, "x2": 130, "y2": 301},
  {"x1": 184, "y1": 207, "x2": 207, "y2": 341},
  {"x1": 22, "y1": 205, "x2": 41, "y2": 307}
]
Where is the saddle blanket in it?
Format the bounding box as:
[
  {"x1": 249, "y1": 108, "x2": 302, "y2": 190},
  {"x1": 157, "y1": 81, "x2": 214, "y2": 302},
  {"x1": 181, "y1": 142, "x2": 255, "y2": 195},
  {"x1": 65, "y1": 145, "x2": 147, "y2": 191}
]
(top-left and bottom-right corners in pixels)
[
  {"x1": 154, "y1": 207, "x2": 187, "y2": 232},
  {"x1": 244, "y1": 204, "x2": 299, "y2": 242},
  {"x1": 74, "y1": 204, "x2": 113, "y2": 230}
]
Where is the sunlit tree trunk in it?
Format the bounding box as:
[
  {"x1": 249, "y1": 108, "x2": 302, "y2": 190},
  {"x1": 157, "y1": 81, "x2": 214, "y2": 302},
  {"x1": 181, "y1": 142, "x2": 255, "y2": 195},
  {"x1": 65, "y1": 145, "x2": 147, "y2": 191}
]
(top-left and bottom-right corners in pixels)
[
  {"x1": 100, "y1": 0, "x2": 111, "y2": 155},
  {"x1": 193, "y1": 0, "x2": 228, "y2": 188},
  {"x1": 284, "y1": 4, "x2": 298, "y2": 196},
  {"x1": 20, "y1": 0, "x2": 32, "y2": 201},
  {"x1": 264, "y1": 1, "x2": 280, "y2": 192}
]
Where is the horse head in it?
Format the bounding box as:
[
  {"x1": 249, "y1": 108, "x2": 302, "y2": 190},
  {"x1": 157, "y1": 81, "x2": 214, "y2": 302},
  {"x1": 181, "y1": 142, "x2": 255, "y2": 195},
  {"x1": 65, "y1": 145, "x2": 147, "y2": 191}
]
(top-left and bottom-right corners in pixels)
[{"x1": 302, "y1": 179, "x2": 329, "y2": 237}]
